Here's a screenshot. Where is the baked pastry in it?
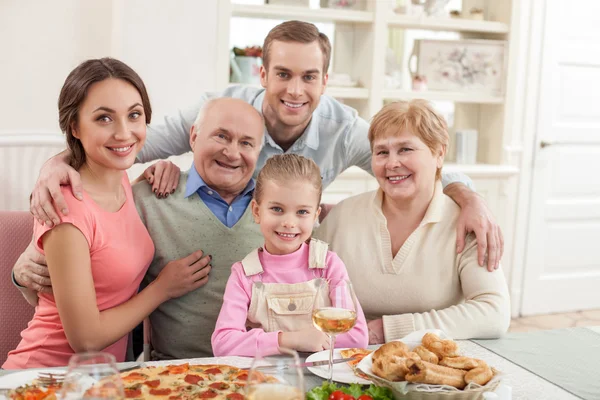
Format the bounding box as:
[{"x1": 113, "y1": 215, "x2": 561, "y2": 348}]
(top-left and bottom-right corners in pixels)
[
  {"x1": 372, "y1": 355, "x2": 410, "y2": 382},
  {"x1": 373, "y1": 341, "x2": 410, "y2": 360},
  {"x1": 405, "y1": 359, "x2": 467, "y2": 389},
  {"x1": 439, "y1": 356, "x2": 480, "y2": 370},
  {"x1": 422, "y1": 332, "x2": 459, "y2": 358},
  {"x1": 413, "y1": 345, "x2": 439, "y2": 364},
  {"x1": 465, "y1": 365, "x2": 494, "y2": 386}
]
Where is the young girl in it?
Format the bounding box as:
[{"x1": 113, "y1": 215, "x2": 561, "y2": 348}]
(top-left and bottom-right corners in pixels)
[
  {"x1": 212, "y1": 154, "x2": 368, "y2": 356},
  {"x1": 4, "y1": 58, "x2": 205, "y2": 369}
]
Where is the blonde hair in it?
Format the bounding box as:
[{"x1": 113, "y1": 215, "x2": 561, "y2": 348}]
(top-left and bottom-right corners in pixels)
[
  {"x1": 368, "y1": 100, "x2": 449, "y2": 180},
  {"x1": 254, "y1": 154, "x2": 323, "y2": 205},
  {"x1": 263, "y1": 20, "x2": 332, "y2": 74}
]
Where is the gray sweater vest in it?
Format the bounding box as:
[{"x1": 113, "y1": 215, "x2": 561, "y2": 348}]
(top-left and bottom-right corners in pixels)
[{"x1": 133, "y1": 173, "x2": 263, "y2": 359}]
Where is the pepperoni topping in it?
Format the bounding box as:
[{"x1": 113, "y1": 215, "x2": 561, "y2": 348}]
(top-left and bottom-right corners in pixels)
[
  {"x1": 159, "y1": 370, "x2": 170, "y2": 375},
  {"x1": 204, "y1": 367, "x2": 222, "y2": 374},
  {"x1": 144, "y1": 379, "x2": 160, "y2": 388},
  {"x1": 149, "y1": 388, "x2": 173, "y2": 396},
  {"x1": 167, "y1": 364, "x2": 189, "y2": 374},
  {"x1": 102, "y1": 382, "x2": 117, "y2": 389},
  {"x1": 226, "y1": 394, "x2": 245, "y2": 400},
  {"x1": 198, "y1": 390, "x2": 218, "y2": 398},
  {"x1": 124, "y1": 388, "x2": 142, "y2": 398},
  {"x1": 169, "y1": 396, "x2": 182, "y2": 400},
  {"x1": 184, "y1": 374, "x2": 204, "y2": 384},
  {"x1": 123, "y1": 372, "x2": 147, "y2": 382},
  {"x1": 236, "y1": 373, "x2": 248, "y2": 381},
  {"x1": 209, "y1": 382, "x2": 229, "y2": 390}
]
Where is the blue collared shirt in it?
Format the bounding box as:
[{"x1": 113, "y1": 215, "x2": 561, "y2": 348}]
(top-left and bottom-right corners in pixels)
[
  {"x1": 140, "y1": 85, "x2": 472, "y2": 190},
  {"x1": 184, "y1": 163, "x2": 255, "y2": 228}
]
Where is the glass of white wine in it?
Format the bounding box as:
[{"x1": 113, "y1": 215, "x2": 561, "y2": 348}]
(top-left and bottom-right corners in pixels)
[
  {"x1": 244, "y1": 348, "x2": 304, "y2": 400},
  {"x1": 59, "y1": 352, "x2": 124, "y2": 400},
  {"x1": 312, "y1": 279, "x2": 358, "y2": 382}
]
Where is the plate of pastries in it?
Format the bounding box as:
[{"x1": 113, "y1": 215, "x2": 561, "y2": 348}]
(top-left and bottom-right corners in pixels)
[{"x1": 356, "y1": 330, "x2": 501, "y2": 400}]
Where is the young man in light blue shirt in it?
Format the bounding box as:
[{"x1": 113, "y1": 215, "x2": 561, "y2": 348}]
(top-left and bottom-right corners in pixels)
[{"x1": 27, "y1": 20, "x2": 503, "y2": 275}]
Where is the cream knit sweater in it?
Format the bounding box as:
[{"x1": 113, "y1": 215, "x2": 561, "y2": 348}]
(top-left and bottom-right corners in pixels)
[{"x1": 315, "y1": 182, "x2": 510, "y2": 341}]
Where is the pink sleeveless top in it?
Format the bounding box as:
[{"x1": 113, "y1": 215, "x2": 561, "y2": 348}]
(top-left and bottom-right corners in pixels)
[{"x1": 3, "y1": 173, "x2": 154, "y2": 369}]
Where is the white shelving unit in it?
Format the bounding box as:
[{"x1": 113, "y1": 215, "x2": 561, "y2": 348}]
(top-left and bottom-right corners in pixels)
[
  {"x1": 221, "y1": 1, "x2": 518, "y2": 161},
  {"x1": 218, "y1": 0, "x2": 521, "y2": 163}
]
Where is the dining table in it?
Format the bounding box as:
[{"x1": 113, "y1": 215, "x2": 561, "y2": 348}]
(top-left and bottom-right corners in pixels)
[{"x1": 1, "y1": 326, "x2": 599, "y2": 400}]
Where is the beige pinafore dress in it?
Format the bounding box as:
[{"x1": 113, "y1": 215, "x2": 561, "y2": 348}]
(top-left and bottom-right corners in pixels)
[{"x1": 241, "y1": 239, "x2": 331, "y2": 333}]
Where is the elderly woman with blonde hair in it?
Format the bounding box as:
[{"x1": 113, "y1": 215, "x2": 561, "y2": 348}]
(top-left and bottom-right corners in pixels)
[{"x1": 315, "y1": 100, "x2": 510, "y2": 344}]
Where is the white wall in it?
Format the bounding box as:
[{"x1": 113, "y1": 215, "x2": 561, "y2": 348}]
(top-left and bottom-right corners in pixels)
[
  {"x1": 0, "y1": 0, "x2": 219, "y2": 210},
  {"x1": 0, "y1": 1, "x2": 111, "y2": 132}
]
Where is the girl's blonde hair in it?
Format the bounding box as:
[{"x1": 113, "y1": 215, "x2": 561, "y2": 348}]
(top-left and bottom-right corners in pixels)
[
  {"x1": 254, "y1": 154, "x2": 323, "y2": 204},
  {"x1": 368, "y1": 100, "x2": 449, "y2": 180}
]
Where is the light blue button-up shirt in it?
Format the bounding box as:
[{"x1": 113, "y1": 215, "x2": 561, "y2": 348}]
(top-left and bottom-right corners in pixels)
[
  {"x1": 184, "y1": 163, "x2": 255, "y2": 228},
  {"x1": 139, "y1": 85, "x2": 471, "y2": 189}
]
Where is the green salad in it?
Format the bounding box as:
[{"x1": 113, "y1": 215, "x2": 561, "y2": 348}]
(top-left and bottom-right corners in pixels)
[{"x1": 306, "y1": 382, "x2": 393, "y2": 400}]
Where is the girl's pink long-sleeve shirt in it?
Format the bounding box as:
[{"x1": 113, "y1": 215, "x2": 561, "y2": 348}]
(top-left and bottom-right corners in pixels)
[{"x1": 211, "y1": 243, "x2": 368, "y2": 356}]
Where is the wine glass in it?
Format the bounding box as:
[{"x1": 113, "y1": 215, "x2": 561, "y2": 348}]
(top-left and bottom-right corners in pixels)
[
  {"x1": 312, "y1": 279, "x2": 358, "y2": 382},
  {"x1": 244, "y1": 348, "x2": 304, "y2": 400},
  {"x1": 59, "y1": 352, "x2": 124, "y2": 400}
]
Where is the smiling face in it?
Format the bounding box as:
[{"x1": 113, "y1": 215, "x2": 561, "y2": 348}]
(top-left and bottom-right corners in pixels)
[
  {"x1": 72, "y1": 78, "x2": 146, "y2": 172},
  {"x1": 190, "y1": 99, "x2": 264, "y2": 199},
  {"x1": 251, "y1": 179, "x2": 321, "y2": 255},
  {"x1": 371, "y1": 130, "x2": 445, "y2": 203},
  {"x1": 260, "y1": 40, "x2": 328, "y2": 130}
]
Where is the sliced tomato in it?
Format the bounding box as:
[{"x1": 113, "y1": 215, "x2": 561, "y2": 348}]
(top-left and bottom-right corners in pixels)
[
  {"x1": 149, "y1": 388, "x2": 173, "y2": 396},
  {"x1": 357, "y1": 396, "x2": 374, "y2": 400},
  {"x1": 167, "y1": 363, "x2": 190, "y2": 374},
  {"x1": 204, "y1": 367, "x2": 222, "y2": 374},
  {"x1": 184, "y1": 374, "x2": 204, "y2": 384},
  {"x1": 209, "y1": 382, "x2": 230, "y2": 390},
  {"x1": 124, "y1": 388, "x2": 142, "y2": 398},
  {"x1": 122, "y1": 372, "x2": 147, "y2": 382},
  {"x1": 144, "y1": 379, "x2": 160, "y2": 388}
]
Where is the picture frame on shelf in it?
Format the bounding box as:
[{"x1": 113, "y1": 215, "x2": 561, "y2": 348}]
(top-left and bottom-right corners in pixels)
[{"x1": 408, "y1": 39, "x2": 507, "y2": 95}]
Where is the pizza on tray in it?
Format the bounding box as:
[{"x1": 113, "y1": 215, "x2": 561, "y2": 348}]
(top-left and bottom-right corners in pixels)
[{"x1": 9, "y1": 363, "x2": 275, "y2": 400}]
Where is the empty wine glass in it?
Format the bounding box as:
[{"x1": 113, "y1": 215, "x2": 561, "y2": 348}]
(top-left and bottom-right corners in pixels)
[
  {"x1": 244, "y1": 348, "x2": 304, "y2": 400},
  {"x1": 312, "y1": 279, "x2": 358, "y2": 382},
  {"x1": 59, "y1": 352, "x2": 124, "y2": 399}
]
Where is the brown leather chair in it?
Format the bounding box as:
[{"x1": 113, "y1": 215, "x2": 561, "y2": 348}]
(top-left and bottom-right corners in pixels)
[{"x1": 0, "y1": 211, "x2": 35, "y2": 365}]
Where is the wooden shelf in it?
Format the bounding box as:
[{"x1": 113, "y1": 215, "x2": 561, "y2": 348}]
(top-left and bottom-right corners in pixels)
[
  {"x1": 382, "y1": 89, "x2": 504, "y2": 104},
  {"x1": 387, "y1": 14, "x2": 509, "y2": 34},
  {"x1": 231, "y1": 4, "x2": 374, "y2": 23}
]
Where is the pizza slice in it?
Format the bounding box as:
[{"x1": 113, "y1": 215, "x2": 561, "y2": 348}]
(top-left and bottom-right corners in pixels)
[{"x1": 341, "y1": 348, "x2": 373, "y2": 380}]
